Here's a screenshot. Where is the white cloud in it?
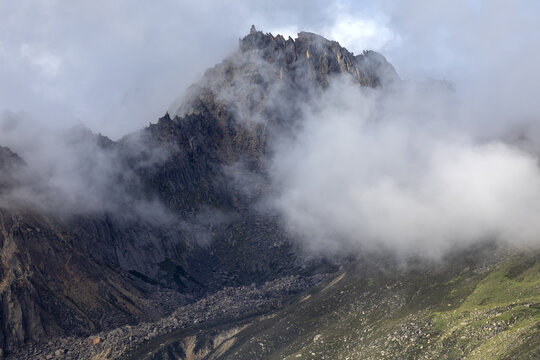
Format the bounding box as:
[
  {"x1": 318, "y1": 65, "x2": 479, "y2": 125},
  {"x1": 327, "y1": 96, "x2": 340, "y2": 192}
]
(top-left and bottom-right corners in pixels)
[
  {"x1": 269, "y1": 77, "x2": 540, "y2": 258},
  {"x1": 322, "y1": 5, "x2": 394, "y2": 52},
  {"x1": 266, "y1": 26, "x2": 300, "y2": 40},
  {"x1": 20, "y1": 43, "x2": 62, "y2": 77}
]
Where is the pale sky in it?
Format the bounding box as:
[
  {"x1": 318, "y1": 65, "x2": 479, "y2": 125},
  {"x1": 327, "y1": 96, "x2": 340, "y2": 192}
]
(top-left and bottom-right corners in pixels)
[{"x1": 1, "y1": 1, "x2": 539, "y2": 139}]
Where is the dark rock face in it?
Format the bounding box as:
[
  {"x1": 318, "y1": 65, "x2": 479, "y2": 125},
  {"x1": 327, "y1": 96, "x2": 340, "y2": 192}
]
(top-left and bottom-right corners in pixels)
[
  {"x1": 0, "y1": 209, "x2": 184, "y2": 353},
  {"x1": 0, "y1": 147, "x2": 25, "y2": 191},
  {"x1": 0, "y1": 147, "x2": 23, "y2": 170},
  {"x1": 0, "y1": 28, "x2": 396, "y2": 355}
]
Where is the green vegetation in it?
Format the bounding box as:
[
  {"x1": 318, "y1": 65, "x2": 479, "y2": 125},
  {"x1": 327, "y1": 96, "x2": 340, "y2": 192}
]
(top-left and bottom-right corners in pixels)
[
  {"x1": 428, "y1": 253, "x2": 540, "y2": 359},
  {"x1": 202, "y1": 249, "x2": 540, "y2": 359}
]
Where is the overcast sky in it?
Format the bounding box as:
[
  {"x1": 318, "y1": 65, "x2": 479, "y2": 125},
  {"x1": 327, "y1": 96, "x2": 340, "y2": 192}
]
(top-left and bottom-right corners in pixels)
[{"x1": 1, "y1": 1, "x2": 539, "y2": 139}]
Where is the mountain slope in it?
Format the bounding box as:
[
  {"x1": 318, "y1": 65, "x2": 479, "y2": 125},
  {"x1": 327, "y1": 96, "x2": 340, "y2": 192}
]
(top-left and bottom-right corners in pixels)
[{"x1": 147, "y1": 248, "x2": 539, "y2": 360}]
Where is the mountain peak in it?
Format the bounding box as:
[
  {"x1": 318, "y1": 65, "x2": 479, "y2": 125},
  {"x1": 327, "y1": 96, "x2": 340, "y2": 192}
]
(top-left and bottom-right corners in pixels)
[
  {"x1": 177, "y1": 27, "x2": 399, "y2": 118},
  {"x1": 237, "y1": 26, "x2": 398, "y2": 87}
]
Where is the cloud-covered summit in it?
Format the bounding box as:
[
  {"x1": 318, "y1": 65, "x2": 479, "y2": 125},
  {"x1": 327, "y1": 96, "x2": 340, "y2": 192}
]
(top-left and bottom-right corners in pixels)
[{"x1": 2, "y1": 1, "x2": 540, "y2": 260}]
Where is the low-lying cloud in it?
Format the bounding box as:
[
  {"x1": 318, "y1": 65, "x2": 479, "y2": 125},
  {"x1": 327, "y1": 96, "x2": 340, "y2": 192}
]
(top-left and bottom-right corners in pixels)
[{"x1": 268, "y1": 75, "x2": 540, "y2": 258}]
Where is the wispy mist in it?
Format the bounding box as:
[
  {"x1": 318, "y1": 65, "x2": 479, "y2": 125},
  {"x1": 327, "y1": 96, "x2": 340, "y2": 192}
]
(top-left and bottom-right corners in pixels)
[
  {"x1": 268, "y1": 76, "x2": 540, "y2": 258},
  {"x1": 0, "y1": 111, "x2": 171, "y2": 221}
]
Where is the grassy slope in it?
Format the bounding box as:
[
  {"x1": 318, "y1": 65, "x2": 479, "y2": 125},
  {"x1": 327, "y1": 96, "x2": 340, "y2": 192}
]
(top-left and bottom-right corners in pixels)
[{"x1": 210, "y1": 249, "x2": 539, "y2": 359}]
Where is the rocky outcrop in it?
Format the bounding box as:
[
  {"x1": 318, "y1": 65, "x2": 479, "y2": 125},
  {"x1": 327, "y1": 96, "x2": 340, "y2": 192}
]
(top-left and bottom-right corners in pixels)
[{"x1": 155, "y1": 27, "x2": 398, "y2": 213}]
